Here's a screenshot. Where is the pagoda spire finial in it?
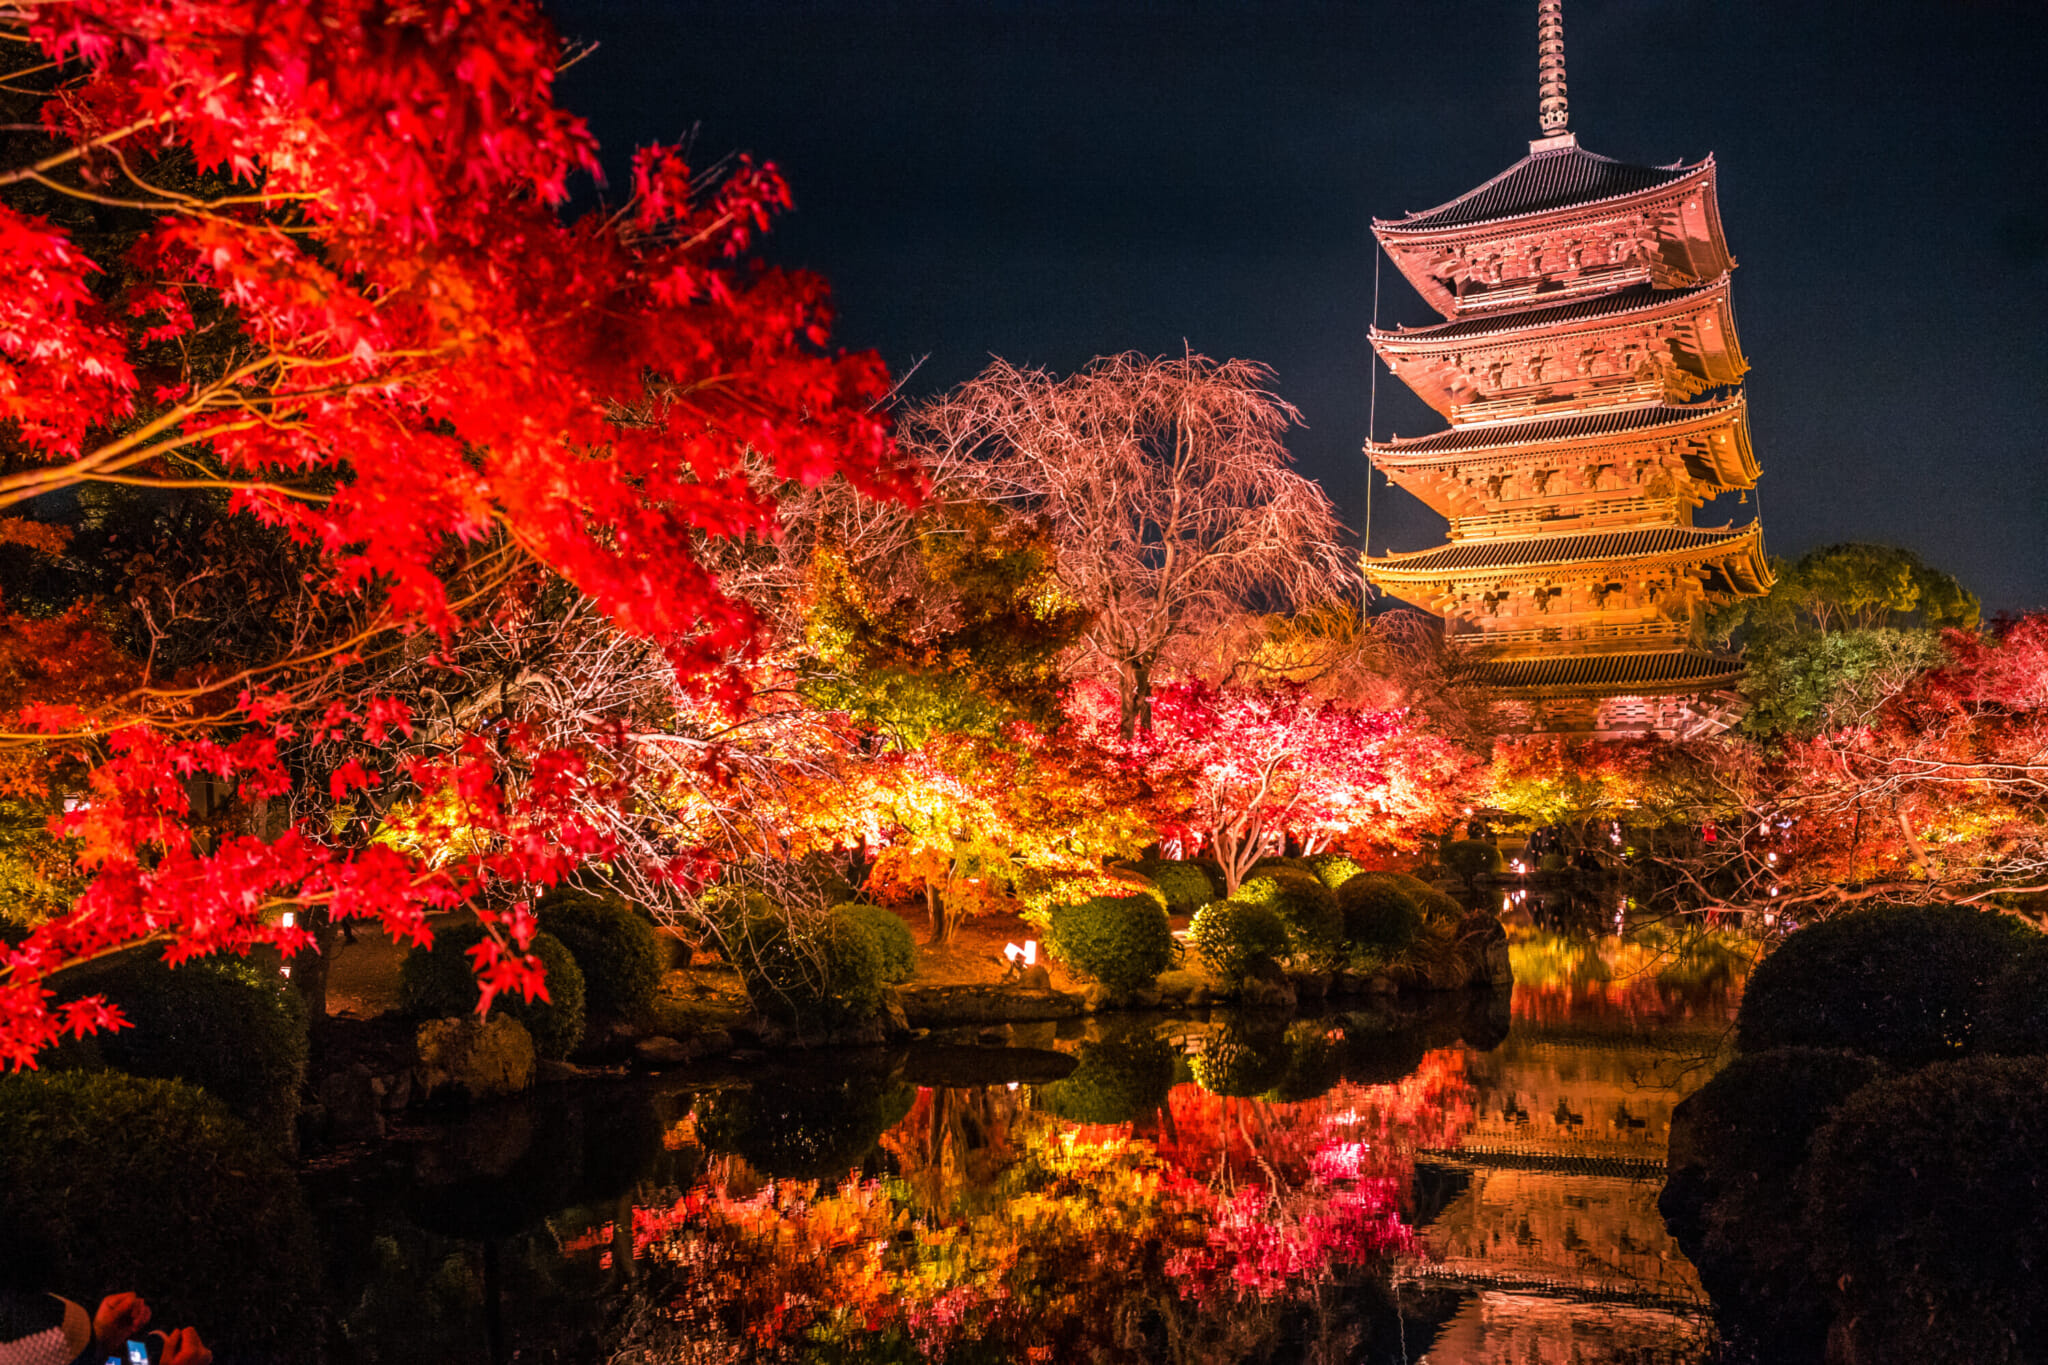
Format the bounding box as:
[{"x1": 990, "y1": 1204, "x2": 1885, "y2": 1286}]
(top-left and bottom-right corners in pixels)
[{"x1": 1537, "y1": 0, "x2": 1571, "y2": 140}]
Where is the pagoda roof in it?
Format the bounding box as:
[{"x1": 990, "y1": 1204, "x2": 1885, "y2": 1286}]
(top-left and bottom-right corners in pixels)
[
  {"x1": 1372, "y1": 277, "x2": 1723, "y2": 349},
  {"x1": 1366, "y1": 395, "x2": 1748, "y2": 464},
  {"x1": 1374, "y1": 144, "x2": 1711, "y2": 237},
  {"x1": 1368, "y1": 523, "x2": 1761, "y2": 577},
  {"x1": 1465, "y1": 648, "x2": 1745, "y2": 697}
]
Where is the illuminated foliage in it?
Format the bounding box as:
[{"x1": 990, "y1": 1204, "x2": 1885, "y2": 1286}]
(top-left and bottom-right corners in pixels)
[{"x1": 0, "y1": 0, "x2": 916, "y2": 1066}]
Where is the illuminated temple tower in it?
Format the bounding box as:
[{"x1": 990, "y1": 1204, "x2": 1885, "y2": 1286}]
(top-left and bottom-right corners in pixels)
[{"x1": 1362, "y1": 1, "x2": 1771, "y2": 738}]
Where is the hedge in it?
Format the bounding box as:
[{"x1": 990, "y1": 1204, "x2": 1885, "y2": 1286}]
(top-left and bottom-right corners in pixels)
[
  {"x1": 1123, "y1": 860, "x2": 1221, "y2": 915},
  {"x1": 1036, "y1": 1032, "x2": 1177, "y2": 1124},
  {"x1": 536, "y1": 890, "x2": 665, "y2": 1024},
  {"x1": 1230, "y1": 871, "x2": 1343, "y2": 967},
  {"x1": 1187, "y1": 900, "x2": 1289, "y2": 985},
  {"x1": 0, "y1": 1070, "x2": 319, "y2": 1355},
  {"x1": 1983, "y1": 938, "x2": 2048, "y2": 1055},
  {"x1": 838, "y1": 902, "x2": 918, "y2": 984},
  {"x1": 1046, "y1": 893, "x2": 1171, "y2": 994},
  {"x1": 1660, "y1": 1046, "x2": 1885, "y2": 1356},
  {"x1": 1735, "y1": 904, "x2": 2037, "y2": 1064},
  {"x1": 1441, "y1": 839, "x2": 1503, "y2": 883},
  {"x1": 1334, "y1": 875, "x2": 1422, "y2": 956},
  {"x1": 400, "y1": 923, "x2": 587, "y2": 1059},
  {"x1": 1806, "y1": 1055, "x2": 2048, "y2": 1364},
  {"x1": 1304, "y1": 852, "x2": 1366, "y2": 890},
  {"x1": 732, "y1": 908, "x2": 887, "y2": 1028},
  {"x1": 75, "y1": 949, "x2": 308, "y2": 1150}
]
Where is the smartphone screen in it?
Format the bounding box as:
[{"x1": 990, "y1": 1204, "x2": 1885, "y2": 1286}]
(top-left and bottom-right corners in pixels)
[{"x1": 126, "y1": 1341, "x2": 150, "y2": 1365}]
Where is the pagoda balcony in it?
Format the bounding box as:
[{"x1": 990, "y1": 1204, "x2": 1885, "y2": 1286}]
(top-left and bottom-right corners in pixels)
[
  {"x1": 1445, "y1": 619, "x2": 1694, "y2": 653},
  {"x1": 1445, "y1": 258, "x2": 1693, "y2": 316},
  {"x1": 1447, "y1": 496, "x2": 1684, "y2": 541},
  {"x1": 1448, "y1": 376, "x2": 1674, "y2": 426}
]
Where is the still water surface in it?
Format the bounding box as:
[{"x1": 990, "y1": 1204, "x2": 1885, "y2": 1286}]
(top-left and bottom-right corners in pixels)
[{"x1": 305, "y1": 921, "x2": 1743, "y2": 1363}]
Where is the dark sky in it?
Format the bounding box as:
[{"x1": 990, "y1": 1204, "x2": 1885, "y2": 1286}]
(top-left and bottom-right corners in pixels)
[{"x1": 547, "y1": 0, "x2": 2048, "y2": 615}]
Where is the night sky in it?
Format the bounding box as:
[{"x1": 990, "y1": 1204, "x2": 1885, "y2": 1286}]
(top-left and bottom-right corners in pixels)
[{"x1": 547, "y1": 0, "x2": 2048, "y2": 615}]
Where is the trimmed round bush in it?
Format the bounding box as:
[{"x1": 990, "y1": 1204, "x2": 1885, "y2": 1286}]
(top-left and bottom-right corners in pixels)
[
  {"x1": 1983, "y1": 938, "x2": 2048, "y2": 1055},
  {"x1": 76, "y1": 949, "x2": 307, "y2": 1149},
  {"x1": 1537, "y1": 851, "x2": 1569, "y2": 874},
  {"x1": 0, "y1": 1070, "x2": 319, "y2": 1354},
  {"x1": 1124, "y1": 860, "x2": 1221, "y2": 915},
  {"x1": 1037, "y1": 1033, "x2": 1176, "y2": 1124},
  {"x1": 839, "y1": 902, "x2": 918, "y2": 983},
  {"x1": 1359, "y1": 871, "x2": 1463, "y2": 921},
  {"x1": 400, "y1": 922, "x2": 587, "y2": 1060},
  {"x1": 732, "y1": 909, "x2": 887, "y2": 1028},
  {"x1": 1660, "y1": 1047, "x2": 1885, "y2": 1355},
  {"x1": 1441, "y1": 839, "x2": 1504, "y2": 883},
  {"x1": 1304, "y1": 852, "x2": 1366, "y2": 890},
  {"x1": 1047, "y1": 893, "x2": 1171, "y2": 994},
  {"x1": 1266, "y1": 1020, "x2": 1344, "y2": 1103},
  {"x1": 1231, "y1": 871, "x2": 1343, "y2": 966},
  {"x1": 1335, "y1": 874, "x2": 1423, "y2": 956},
  {"x1": 536, "y1": 890, "x2": 665, "y2": 1024},
  {"x1": 1190, "y1": 1021, "x2": 1290, "y2": 1098},
  {"x1": 1805, "y1": 1055, "x2": 2048, "y2": 1364},
  {"x1": 1249, "y1": 855, "x2": 1314, "y2": 878},
  {"x1": 696, "y1": 1072, "x2": 916, "y2": 1179},
  {"x1": 1736, "y1": 904, "x2": 2037, "y2": 1064},
  {"x1": 1188, "y1": 899, "x2": 1289, "y2": 985}
]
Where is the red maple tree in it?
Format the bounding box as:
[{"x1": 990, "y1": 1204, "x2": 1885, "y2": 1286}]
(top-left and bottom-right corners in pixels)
[{"x1": 0, "y1": 0, "x2": 917, "y2": 1066}]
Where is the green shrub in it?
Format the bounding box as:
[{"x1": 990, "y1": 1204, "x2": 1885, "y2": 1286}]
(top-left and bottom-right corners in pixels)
[
  {"x1": 696, "y1": 1071, "x2": 916, "y2": 1179},
  {"x1": 732, "y1": 909, "x2": 887, "y2": 1028},
  {"x1": 839, "y1": 902, "x2": 918, "y2": 984},
  {"x1": 1805, "y1": 1055, "x2": 2048, "y2": 1364},
  {"x1": 400, "y1": 923, "x2": 587, "y2": 1059},
  {"x1": 536, "y1": 890, "x2": 665, "y2": 1024},
  {"x1": 1353, "y1": 870, "x2": 1463, "y2": 921},
  {"x1": 76, "y1": 949, "x2": 307, "y2": 1149},
  {"x1": 1441, "y1": 839, "x2": 1503, "y2": 883},
  {"x1": 1188, "y1": 899, "x2": 1289, "y2": 985},
  {"x1": 1304, "y1": 852, "x2": 1366, "y2": 890},
  {"x1": 0, "y1": 1070, "x2": 319, "y2": 1353},
  {"x1": 1736, "y1": 904, "x2": 2036, "y2": 1064},
  {"x1": 1537, "y1": 851, "x2": 1569, "y2": 874},
  {"x1": 1249, "y1": 855, "x2": 1313, "y2": 878},
  {"x1": 1190, "y1": 1021, "x2": 1289, "y2": 1098},
  {"x1": 1037, "y1": 1033, "x2": 1176, "y2": 1124},
  {"x1": 1266, "y1": 1020, "x2": 1343, "y2": 1103},
  {"x1": 1124, "y1": 860, "x2": 1220, "y2": 915},
  {"x1": 1047, "y1": 893, "x2": 1171, "y2": 994},
  {"x1": 1660, "y1": 1047, "x2": 1884, "y2": 1356},
  {"x1": 1983, "y1": 938, "x2": 2048, "y2": 1055},
  {"x1": 1335, "y1": 875, "x2": 1423, "y2": 956},
  {"x1": 1231, "y1": 871, "x2": 1343, "y2": 966}
]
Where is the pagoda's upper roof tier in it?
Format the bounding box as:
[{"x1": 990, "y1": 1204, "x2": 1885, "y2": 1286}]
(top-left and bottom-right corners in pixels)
[
  {"x1": 1371, "y1": 144, "x2": 1730, "y2": 320},
  {"x1": 1367, "y1": 522, "x2": 1769, "y2": 592},
  {"x1": 1369, "y1": 395, "x2": 1743, "y2": 461},
  {"x1": 1376, "y1": 145, "x2": 1706, "y2": 235},
  {"x1": 1370, "y1": 276, "x2": 1745, "y2": 421},
  {"x1": 1464, "y1": 648, "x2": 1746, "y2": 698}
]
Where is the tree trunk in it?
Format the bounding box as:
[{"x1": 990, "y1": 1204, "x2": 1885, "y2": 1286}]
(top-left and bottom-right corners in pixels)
[
  {"x1": 1118, "y1": 657, "x2": 1155, "y2": 741},
  {"x1": 927, "y1": 883, "x2": 950, "y2": 944},
  {"x1": 291, "y1": 909, "x2": 338, "y2": 1032}
]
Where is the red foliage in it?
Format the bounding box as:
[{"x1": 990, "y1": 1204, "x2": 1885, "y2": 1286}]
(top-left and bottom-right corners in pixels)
[{"x1": 0, "y1": 0, "x2": 918, "y2": 1066}]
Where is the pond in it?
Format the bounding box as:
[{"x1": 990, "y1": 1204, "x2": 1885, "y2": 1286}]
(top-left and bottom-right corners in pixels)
[{"x1": 301, "y1": 909, "x2": 1746, "y2": 1364}]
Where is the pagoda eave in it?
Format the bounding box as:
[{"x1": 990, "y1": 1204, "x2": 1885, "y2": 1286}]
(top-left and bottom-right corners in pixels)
[
  {"x1": 1365, "y1": 395, "x2": 1759, "y2": 493},
  {"x1": 1460, "y1": 649, "x2": 1747, "y2": 698},
  {"x1": 1364, "y1": 524, "x2": 1771, "y2": 593}
]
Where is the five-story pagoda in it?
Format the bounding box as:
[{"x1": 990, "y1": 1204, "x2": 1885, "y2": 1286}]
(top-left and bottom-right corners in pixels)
[{"x1": 1362, "y1": 0, "x2": 1772, "y2": 738}]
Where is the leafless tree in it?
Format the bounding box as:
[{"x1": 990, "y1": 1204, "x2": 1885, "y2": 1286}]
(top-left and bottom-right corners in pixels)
[{"x1": 903, "y1": 353, "x2": 1352, "y2": 737}]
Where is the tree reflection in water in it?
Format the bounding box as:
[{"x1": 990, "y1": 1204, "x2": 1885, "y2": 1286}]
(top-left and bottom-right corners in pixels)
[{"x1": 573, "y1": 1020, "x2": 1475, "y2": 1362}]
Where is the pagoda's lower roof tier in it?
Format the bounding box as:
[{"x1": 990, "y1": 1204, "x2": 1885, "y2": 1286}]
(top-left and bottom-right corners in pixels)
[
  {"x1": 1464, "y1": 648, "x2": 1746, "y2": 698},
  {"x1": 1368, "y1": 396, "x2": 1747, "y2": 464},
  {"x1": 1369, "y1": 277, "x2": 1744, "y2": 420},
  {"x1": 1369, "y1": 523, "x2": 1763, "y2": 579}
]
